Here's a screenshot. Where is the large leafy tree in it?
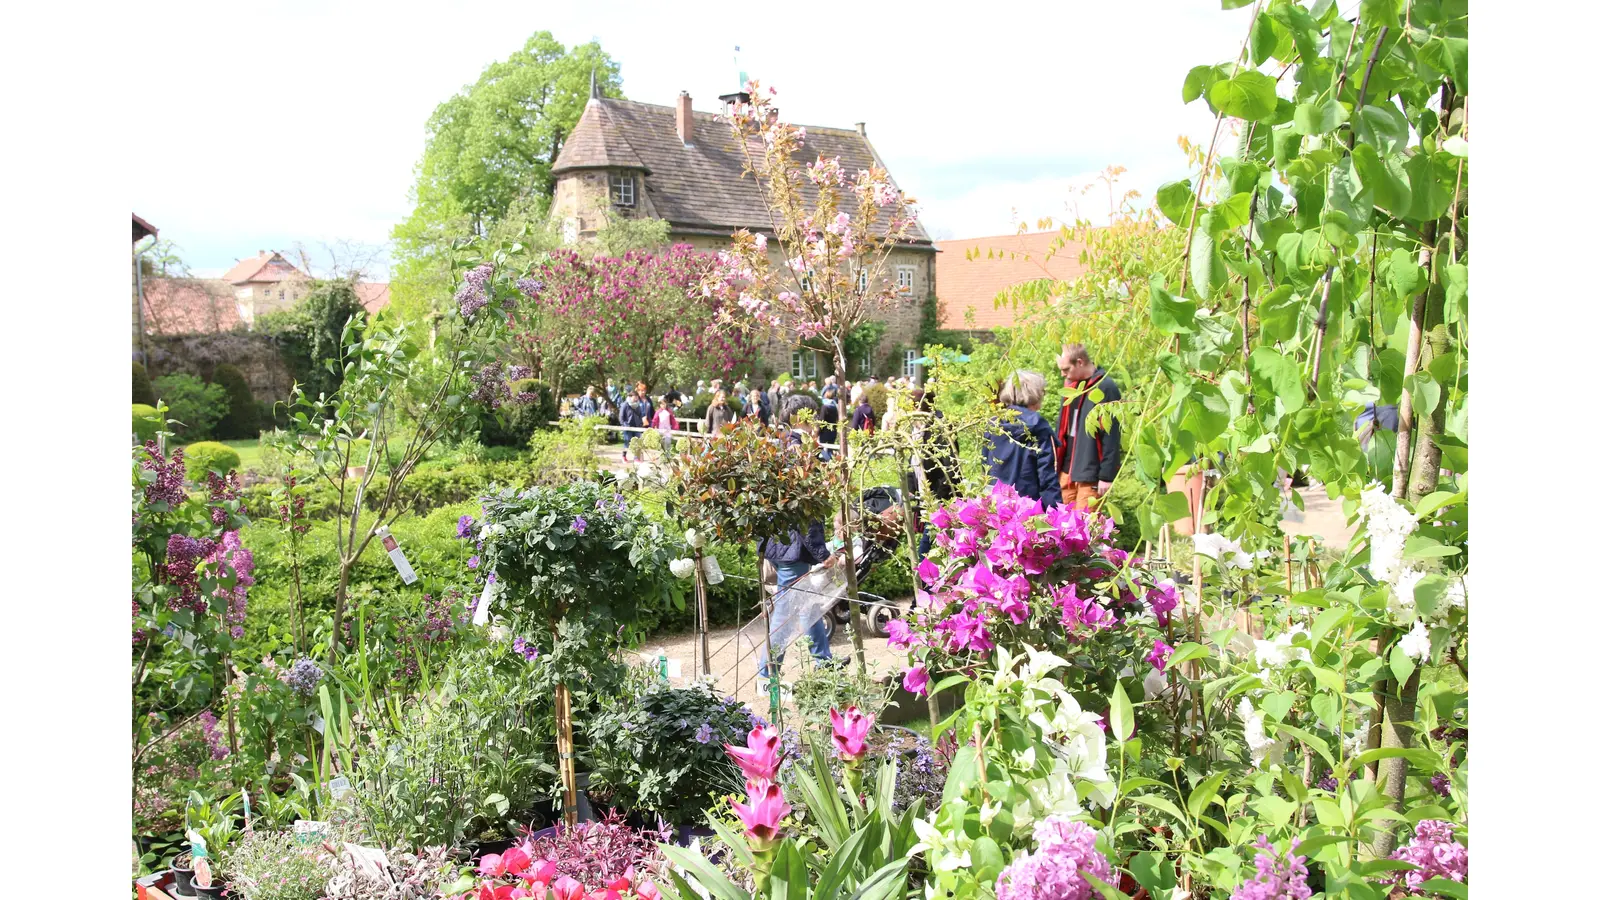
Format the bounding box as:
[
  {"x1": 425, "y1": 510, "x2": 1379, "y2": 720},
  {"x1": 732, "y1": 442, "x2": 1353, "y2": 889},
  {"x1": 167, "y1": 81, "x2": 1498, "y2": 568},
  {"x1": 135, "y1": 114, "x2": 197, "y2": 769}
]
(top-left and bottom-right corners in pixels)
[{"x1": 390, "y1": 32, "x2": 622, "y2": 322}]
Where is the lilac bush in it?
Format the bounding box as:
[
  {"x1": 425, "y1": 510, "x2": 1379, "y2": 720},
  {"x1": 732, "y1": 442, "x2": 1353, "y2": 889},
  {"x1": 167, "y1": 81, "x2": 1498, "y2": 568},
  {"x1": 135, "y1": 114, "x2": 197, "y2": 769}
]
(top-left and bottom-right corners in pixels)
[{"x1": 994, "y1": 817, "x2": 1111, "y2": 900}]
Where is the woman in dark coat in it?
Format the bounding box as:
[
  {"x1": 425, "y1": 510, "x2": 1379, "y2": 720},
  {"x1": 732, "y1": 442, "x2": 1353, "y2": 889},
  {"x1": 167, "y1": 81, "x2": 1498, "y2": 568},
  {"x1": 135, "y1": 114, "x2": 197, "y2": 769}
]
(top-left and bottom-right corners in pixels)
[{"x1": 980, "y1": 370, "x2": 1063, "y2": 508}]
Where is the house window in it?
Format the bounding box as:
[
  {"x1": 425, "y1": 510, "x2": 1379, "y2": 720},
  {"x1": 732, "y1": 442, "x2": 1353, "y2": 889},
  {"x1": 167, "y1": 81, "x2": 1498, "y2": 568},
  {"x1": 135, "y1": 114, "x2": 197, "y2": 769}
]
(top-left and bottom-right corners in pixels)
[
  {"x1": 278, "y1": 289, "x2": 286, "y2": 301},
  {"x1": 799, "y1": 269, "x2": 814, "y2": 293},
  {"x1": 610, "y1": 174, "x2": 635, "y2": 207},
  {"x1": 791, "y1": 349, "x2": 818, "y2": 379},
  {"x1": 903, "y1": 349, "x2": 918, "y2": 378},
  {"x1": 895, "y1": 266, "x2": 915, "y2": 295},
  {"x1": 856, "y1": 269, "x2": 870, "y2": 292},
  {"x1": 859, "y1": 354, "x2": 874, "y2": 378}
]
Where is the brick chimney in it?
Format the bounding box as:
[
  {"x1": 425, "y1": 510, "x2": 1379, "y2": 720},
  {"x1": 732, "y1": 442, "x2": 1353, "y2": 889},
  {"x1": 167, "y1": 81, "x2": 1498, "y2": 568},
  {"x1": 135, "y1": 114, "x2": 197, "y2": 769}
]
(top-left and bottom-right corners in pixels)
[
  {"x1": 676, "y1": 91, "x2": 694, "y2": 145},
  {"x1": 856, "y1": 122, "x2": 866, "y2": 136}
]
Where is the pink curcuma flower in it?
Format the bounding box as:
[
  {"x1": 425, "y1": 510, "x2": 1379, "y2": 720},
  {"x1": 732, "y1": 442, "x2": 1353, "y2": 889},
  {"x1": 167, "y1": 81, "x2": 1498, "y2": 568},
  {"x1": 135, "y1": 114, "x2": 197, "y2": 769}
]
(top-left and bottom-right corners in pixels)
[
  {"x1": 830, "y1": 706, "x2": 875, "y2": 761},
  {"x1": 732, "y1": 780, "x2": 791, "y2": 849},
  {"x1": 1146, "y1": 639, "x2": 1174, "y2": 674},
  {"x1": 902, "y1": 664, "x2": 930, "y2": 696},
  {"x1": 725, "y1": 724, "x2": 783, "y2": 783}
]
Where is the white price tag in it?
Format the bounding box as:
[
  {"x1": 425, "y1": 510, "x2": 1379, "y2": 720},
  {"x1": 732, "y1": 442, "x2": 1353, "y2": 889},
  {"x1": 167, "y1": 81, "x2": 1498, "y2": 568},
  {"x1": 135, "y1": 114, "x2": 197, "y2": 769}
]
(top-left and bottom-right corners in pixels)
[
  {"x1": 473, "y1": 577, "x2": 496, "y2": 626},
  {"x1": 376, "y1": 527, "x2": 418, "y2": 585},
  {"x1": 701, "y1": 555, "x2": 724, "y2": 585}
]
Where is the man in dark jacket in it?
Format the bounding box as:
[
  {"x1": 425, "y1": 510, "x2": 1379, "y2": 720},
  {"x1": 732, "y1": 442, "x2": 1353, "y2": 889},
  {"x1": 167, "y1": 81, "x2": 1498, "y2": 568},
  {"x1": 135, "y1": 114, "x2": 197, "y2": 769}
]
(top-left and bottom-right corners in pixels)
[
  {"x1": 982, "y1": 370, "x2": 1063, "y2": 508},
  {"x1": 618, "y1": 381, "x2": 653, "y2": 461},
  {"x1": 1055, "y1": 343, "x2": 1122, "y2": 508},
  {"x1": 758, "y1": 395, "x2": 837, "y2": 678}
]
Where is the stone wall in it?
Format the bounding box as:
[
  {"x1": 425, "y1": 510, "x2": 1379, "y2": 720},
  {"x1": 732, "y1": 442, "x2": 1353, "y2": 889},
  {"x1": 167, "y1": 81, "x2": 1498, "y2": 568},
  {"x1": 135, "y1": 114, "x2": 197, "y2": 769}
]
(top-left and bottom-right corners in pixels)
[{"x1": 144, "y1": 331, "x2": 296, "y2": 404}]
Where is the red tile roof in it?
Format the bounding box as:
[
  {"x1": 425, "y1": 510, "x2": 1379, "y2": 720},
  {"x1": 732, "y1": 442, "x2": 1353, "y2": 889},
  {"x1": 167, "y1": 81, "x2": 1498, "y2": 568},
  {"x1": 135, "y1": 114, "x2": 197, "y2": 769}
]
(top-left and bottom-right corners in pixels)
[
  {"x1": 355, "y1": 282, "x2": 390, "y2": 314},
  {"x1": 934, "y1": 231, "x2": 1089, "y2": 331},
  {"x1": 221, "y1": 251, "x2": 306, "y2": 285},
  {"x1": 141, "y1": 278, "x2": 241, "y2": 335}
]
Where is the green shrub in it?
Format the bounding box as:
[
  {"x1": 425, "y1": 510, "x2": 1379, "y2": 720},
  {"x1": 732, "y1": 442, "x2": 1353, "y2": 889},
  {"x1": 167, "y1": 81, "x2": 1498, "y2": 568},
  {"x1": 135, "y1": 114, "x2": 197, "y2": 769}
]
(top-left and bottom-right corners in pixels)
[
  {"x1": 153, "y1": 373, "x2": 227, "y2": 440},
  {"x1": 133, "y1": 363, "x2": 156, "y2": 405},
  {"x1": 862, "y1": 383, "x2": 889, "y2": 426},
  {"x1": 211, "y1": 364, "x2": 260, "y2": 439},
  {"x1": 528, "y1": 417, "x2": 602, "y2": 474},
  {"x1": 478, "y1": 378, "x2": 558, "y2": 446},
  {"x1": 183, "y1": 441, "x2": 241, "y2": 480},
  {"x1": 133, "y1": 404, "x2": 160, "y2": 443}
]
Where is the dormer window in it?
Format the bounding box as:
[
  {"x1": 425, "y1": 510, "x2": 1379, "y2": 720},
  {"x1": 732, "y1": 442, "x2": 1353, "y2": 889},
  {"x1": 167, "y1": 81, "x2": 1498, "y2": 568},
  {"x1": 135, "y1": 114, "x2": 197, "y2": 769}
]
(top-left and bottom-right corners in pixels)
[{"x1": 610, "y1": 173, "x2": 636, "y2": 207}]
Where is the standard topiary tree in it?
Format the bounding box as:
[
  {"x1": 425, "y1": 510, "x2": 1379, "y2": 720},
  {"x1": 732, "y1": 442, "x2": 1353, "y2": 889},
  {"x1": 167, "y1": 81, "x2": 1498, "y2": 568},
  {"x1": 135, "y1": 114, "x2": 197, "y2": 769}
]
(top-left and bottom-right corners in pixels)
[
  {"x1": 182, "y1": 441, "x2": 242, "y2": 481},
  {"x1": 133, "y1": 362, "x2": 156, "y2": 405},
  {"x1": 212, "y1": 364, "x2": 261, "y2": 439},
  {"x1": 132, "y1": 404, "x2": 160, "y2": 443}
]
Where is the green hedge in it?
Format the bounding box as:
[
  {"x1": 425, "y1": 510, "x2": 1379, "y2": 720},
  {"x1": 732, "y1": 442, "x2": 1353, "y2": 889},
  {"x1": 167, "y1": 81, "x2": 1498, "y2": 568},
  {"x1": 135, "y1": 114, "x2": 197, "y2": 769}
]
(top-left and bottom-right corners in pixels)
[
  {"x1": 212, "y1": 364, "x2": 260, "y2": 439},
  {"x1": 133, "y1": 363, "x2": 156, "y2": 405},
  {"x1": 133, "y1": 404, "x2": 160, "y2": 443},
  {"x1": 183, "y1": 441, "x2": 241, "y2": 480}
]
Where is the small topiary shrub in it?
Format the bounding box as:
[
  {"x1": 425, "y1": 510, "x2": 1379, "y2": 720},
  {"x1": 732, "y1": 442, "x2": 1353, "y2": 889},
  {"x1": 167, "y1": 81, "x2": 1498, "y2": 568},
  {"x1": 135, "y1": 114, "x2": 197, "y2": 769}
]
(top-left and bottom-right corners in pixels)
[
  {"x1": 862, "y1": 383, "x2": 889, "y2": 427},
  {"x1": 133, "y1": 363, "x2": 156, "y2": 405},
  {"x1": 211, "y1": 364, "x2": 260, "y2": 439},
  {"x1": 133, "y1": 404, "x2": 160, "y2": 443},
  {"x1": 183, "y1": 441, "x2": 241, "y2": 480}
]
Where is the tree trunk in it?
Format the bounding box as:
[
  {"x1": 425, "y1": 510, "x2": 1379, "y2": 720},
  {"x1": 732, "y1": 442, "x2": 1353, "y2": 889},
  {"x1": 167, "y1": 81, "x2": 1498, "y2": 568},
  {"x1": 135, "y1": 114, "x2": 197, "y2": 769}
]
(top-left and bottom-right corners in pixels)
[
  {"x1": 833, "y1": 341, "x2": 869, "y2": 673},
  {"x1": 1372, "y1": 664, "x2": 1421, "y2": 857}
]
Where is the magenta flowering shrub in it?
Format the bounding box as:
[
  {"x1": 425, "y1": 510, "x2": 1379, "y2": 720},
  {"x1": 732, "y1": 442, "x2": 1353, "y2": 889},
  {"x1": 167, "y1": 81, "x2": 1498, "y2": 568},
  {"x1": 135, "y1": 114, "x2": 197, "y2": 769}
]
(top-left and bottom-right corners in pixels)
[
  {"x1": 1387, "y1": 820, "x2": 1468, "y2": 894},
  {"x1": 994, "y1": 816, "x2": 1112, "y2": 900},
  {"x1": 897, "y1": 483, "x2": 1170, "y2": 700},
  {"x1": 1232, "y1": 837, "x2": 1312, "y2": 900}
]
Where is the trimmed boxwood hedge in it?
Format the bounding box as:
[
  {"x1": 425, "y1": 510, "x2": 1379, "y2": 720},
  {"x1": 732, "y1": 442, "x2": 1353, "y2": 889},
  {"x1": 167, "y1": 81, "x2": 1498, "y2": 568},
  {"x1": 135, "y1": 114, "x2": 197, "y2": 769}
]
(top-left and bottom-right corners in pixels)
[{"x1": 183, "y1": 441, "x2": 241, "y2": 480}]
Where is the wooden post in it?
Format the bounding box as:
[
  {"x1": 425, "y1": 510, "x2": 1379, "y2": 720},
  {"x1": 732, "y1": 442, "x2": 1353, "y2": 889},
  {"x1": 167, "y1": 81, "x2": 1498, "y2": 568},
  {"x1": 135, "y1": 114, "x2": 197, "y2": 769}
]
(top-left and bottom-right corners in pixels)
[
  {"x1": 555, "y1": 682, "x2": 578, "y2": 828},
  {"x1": 1187, "y1": 480, "x2": 1205, "y2": 756},
  {"x1": 694, "y1": 550, "x2": 711, "y2": 676}
]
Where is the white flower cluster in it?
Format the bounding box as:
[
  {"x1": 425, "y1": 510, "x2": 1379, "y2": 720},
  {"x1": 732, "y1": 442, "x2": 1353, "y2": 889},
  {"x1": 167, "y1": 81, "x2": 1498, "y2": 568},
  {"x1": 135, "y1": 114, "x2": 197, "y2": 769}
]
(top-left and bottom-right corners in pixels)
[
  {"x1": 1253, "y1": 623, "x2": 1310, "y2": 669},
  {"x1": 1358, "y1": 484, "x2": 1418, "y2": 584},
  {"x1": 669, "y1": 558, "x2": 697, "y2": 580},
  {"x1": 1193, "y1": 532, "x2": 1270, "y2": 569},
  {"x1": 1236, "y1": 697, "x2": 1285, "y2": 768}
]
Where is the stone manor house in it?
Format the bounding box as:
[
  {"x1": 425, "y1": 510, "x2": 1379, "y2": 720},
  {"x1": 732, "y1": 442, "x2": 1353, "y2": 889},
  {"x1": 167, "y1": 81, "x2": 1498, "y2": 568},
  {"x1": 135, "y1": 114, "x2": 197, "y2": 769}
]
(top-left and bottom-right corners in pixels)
[{"x1": 548, "y1": 87, "x2": 936, "y2": 383}]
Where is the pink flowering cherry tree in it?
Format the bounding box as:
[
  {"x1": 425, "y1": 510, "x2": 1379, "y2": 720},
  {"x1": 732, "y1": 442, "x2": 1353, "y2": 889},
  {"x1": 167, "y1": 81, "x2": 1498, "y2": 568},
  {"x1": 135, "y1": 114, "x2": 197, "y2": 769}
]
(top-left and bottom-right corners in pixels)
[{"x1": 697, "y1": 81, "x2": 924, "y2": 668}]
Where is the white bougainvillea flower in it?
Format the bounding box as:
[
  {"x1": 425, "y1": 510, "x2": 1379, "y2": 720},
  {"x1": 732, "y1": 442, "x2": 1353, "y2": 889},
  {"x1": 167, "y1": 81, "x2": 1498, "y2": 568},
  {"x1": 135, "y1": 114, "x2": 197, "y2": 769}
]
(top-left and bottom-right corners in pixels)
[
  {"x1": 669, "y1": 558, "x2": 696, "y2": 580},
  {"x1": 1193, "y1": 532, "x2": 1264, "y2": 569},
  {"x1": 1237, "y1": 697, "x2": 1284, "y2": 769},
  {"x1": 1253, "y1": 624, "x2": 1310, "y2": 670}
]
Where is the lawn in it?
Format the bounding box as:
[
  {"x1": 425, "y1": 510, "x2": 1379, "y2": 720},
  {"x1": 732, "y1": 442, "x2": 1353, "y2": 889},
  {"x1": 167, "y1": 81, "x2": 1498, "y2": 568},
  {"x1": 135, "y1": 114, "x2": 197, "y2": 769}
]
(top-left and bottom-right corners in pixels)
[{"x1": 219, "y1": 438, "x2": 264, "y2": 472}]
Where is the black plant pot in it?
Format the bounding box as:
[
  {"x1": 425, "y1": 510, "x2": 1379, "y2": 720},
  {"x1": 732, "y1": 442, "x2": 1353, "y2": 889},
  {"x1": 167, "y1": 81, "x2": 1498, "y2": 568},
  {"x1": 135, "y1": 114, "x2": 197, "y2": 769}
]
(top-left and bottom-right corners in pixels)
[
  {"x1": 170, "y1": 857, "x2": 195, "y2": 897},
  {"x1": 193, "y1": 879, "x2": 227, "y2": 899}
]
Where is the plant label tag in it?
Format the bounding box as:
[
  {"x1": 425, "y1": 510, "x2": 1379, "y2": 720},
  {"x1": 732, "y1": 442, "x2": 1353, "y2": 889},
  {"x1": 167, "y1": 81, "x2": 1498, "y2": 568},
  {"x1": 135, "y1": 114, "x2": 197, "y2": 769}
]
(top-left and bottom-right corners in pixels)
[
  {"x1": 701, "y1": 555, "x2": 725, "y2": 585},
  {"x1": 376, "y1": 527, "x2": 418, "y2": 585},
  {"x1": 328, "y1": 776, "x2": 352, "y2": 801},
  {"x1": 474, "y1": 578, "x2": 496, "y2": 626},
  {"x1": 667, "y1": 657, "x2": 683, "y2": 678},
  {"x1": 293, "y1": 820, "x2": 329, "y2": 846},
  {"x1": 311, "y1": 714, "x2": 325, "y2": 734}
]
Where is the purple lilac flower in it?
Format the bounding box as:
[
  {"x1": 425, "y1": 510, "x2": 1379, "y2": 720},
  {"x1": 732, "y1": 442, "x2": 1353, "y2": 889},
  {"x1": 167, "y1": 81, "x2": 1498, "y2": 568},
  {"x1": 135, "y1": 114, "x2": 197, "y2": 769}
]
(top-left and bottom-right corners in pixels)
[
  {"x1": 1317, "y1": 773, "x2": 1339, "y2": 792},
  {"x1": 469, "y1": 361, "x2": 510, "y2": 409},
  {"x1": 994, "y1": 816, "x2": 1111, "y2": 900},
  {"x1": 1430, "y1": 773, "x2": 1452, "y2": 797},
  {"x1": 164, "y1": 534, "x2": 217, "y2": 614},
  {"x1": 515, "y1": 277, "x2": 543, "y2": 298},
  {"x1": 206, "y1": 530, "x2": 254, "y2": 633},
  {"x1": 1388, "y1": 820, "x2": 1467, "y2": 892},
  {"x1": 694, "y1": 723, "x2": 714, "y2": 744},
  {"x1": 455, "y1": 264, "x2": 494, "y2": 318},
  {"x1": 457, "y1": 514, "x2": 475, "y2": 539},
  {"x1": 1232, "y1": 836, "x2": 1312, "y2": 900},
  {"x1": 572, "y1": 516, "x2": 587, "y2": 535},
  {"x1": 285, "y1": 657, "x2": 323, "y2": 698},
  {"x1": 506, "y1": 365, "x2": 533, "y2": 381},
  {"x1": 199, "y1": 710, "x2": 230, "y2": 760},
  {"x1": 140, "y1": 443, "x2": 188, "y2": 508}
]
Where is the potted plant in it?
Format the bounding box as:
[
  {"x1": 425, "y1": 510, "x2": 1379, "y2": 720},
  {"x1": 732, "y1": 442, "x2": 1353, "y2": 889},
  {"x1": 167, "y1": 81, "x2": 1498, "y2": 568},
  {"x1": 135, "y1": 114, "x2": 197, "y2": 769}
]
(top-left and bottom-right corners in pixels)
[{"x1": 169, "y1": 851, "x2": 195, "y2": 897}]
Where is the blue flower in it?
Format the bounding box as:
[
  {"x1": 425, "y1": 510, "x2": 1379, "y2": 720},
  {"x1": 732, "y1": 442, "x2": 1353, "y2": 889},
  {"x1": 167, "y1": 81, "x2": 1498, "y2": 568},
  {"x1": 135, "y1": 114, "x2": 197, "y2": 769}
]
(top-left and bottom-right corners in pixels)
[
  {"x1": 467, "y1": 555, "x2": 480, "y2": 569},
  {"x1": 694, "y1": 723, "x2": 713, "y2": 744},
  {"x1": 572, "y1": 516, "x2": 588, "y2": 535}
]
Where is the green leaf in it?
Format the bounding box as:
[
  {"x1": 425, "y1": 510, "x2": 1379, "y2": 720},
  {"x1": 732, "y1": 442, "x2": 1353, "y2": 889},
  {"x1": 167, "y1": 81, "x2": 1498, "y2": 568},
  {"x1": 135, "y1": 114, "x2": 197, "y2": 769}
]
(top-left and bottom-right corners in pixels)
[
  {"x1": 1351, "y1": 747, "x2": 1438, "y2": 771},
  {"x1": 1212, "y1": 192, "x2": 1253, "y2": 231},
  {"x1": 943, "y1": 745, "x2": 980, "y2": 804},
  {"x1": 1417, "y1": 879, "x2": 1469, "y2": 900},
  {"x1": 1187, "y1": 772, "x2": 1228, "y2": 818},
  {"x1": 1294, "y1": 834, "x2": 1355, "y2": 859},
  {"x1": 1150, "y1": 277, "x2": 1197, "y2": 334},
  {"x1": 1156, "y1": 179, "x2": 1196, "y2": 226},
  {"x1": 1182, "y1": 65, "x2": 1220, "y2": 104},
  {"x1": 1417, "y1": 37, "x2": 1469, "y2": 94},
  {"x1": 769, "y1": 841, "x2": 805, "y2": 900},
  {"x1": 659, "y1": 846, "x2": 752, "y2": 900},
  {"x1": 1257, "y1": 285, "x2": 1302, "y2": 341},
  {"x1": 1405, "y1": 154, "x2": 1452, "y2": 221},
  {"x1": 1130, "y1": 852, "x2": 1178, "y2": 892},
  {"x1": 971, "y1": 836, "x2": 1004, "y2": 883},
  {"x1": 1252, "y1": 795, "x2": 1299, "y2": 830},
  {"x1": 1154, "y1": 492, "x2": 1193, "y2": 524},
  {"x1": 1389, "y1": 643, "x2": 1416, "y2": 689},
  {"x1": 1353, "y1": 102, "x2": 1408, "y2": 155},
  {"x1": 1249, "y1": 347, "x2": 1306, "y2": 413},
  {"x1": 1169, "y1": 642, "x2": 1211, "y2": 666},
  {"x1": 1386, "y1": 248, "x2": 1423, "y2": 297},
  {"x1": 1083, "y1": 874, "x2": 1131, "y2": 900},
  {"x1": 1403, "y1": 534, "x2": 1460, "y2": 559},
  {"x1": 1250, "y1": 12, "x2": 1288, "y2": 65},
  {"x1": 1207, "y1": 70, "x2": 1280, "y2": 122},
  {"x1": 1274, "y1": 723, "x2": 1335, "y2": 768},
  {"x1": 1111, "y1": 681, "x2": 1135, "y2": 743},
  {"x1": 847, "y1": 859, "x2": 910, "y2": 900},
  {"x1": 1129, "y1": 792, "x2": 1188, "y2": 823},
  {"x1": 1360, "y1": 0, "x2": 1402, "y2": 28},
  {"x1": 1294, "y1": 98, "x2": 1348, "y2": 135},
  {"x1": 1190, "y1": 218, "x2": 1223, "y2": 301}
]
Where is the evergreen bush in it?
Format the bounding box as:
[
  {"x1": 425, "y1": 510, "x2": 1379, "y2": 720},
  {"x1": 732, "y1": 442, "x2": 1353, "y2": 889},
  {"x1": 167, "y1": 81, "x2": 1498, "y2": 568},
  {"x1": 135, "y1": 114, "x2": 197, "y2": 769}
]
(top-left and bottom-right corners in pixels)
[
  {"x1": 133, "y1": 362, "x2": 156, "y2": 405},
  {"x1": 183, "y1": 441, "x2": 242, "y2": 480},
  {"x1": 211, "y1": 364, "x2": 260, "y2": 439},
  {"x1": 133, "y1": 404, "x2": 160, "y2": 443}
]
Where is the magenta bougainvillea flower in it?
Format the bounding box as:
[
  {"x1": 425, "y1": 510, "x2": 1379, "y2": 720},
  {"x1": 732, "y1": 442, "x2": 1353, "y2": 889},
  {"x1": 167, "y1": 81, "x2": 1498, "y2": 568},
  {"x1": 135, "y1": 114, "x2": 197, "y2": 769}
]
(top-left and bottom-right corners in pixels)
[{"x1": 1146, "y1": 639, "x2": 1174, "y2": 675}]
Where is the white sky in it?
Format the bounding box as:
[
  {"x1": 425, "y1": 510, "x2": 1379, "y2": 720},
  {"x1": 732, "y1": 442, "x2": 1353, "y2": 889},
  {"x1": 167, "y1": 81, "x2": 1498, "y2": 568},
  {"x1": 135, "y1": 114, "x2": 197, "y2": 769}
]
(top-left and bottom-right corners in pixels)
[{"x1": 129, "y1": 0, "x2": 1255, "y2": 280}]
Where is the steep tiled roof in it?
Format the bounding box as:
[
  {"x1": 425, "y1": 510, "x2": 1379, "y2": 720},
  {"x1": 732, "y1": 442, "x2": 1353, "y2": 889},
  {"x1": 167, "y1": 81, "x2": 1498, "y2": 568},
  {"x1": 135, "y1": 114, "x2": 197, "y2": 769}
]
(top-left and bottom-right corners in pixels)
[
  {"x1": 934, "y1": 232, "x2": 1089, "y2": 331},
  {"x1": 141, "y1": 278, "x2": 241, "y2": 335},
  {"x1": 222, "y1": 251, "x2": 306, "y2": 285},
  {"x1": 355, "y1": 282, "x2": 391, "y2": 314},
  {"x1": 552, "y1": 98, "x2": 931, "y2": 245},
  {"x1": 133, "y1": 213, "x2": 158, "y2": 243}
]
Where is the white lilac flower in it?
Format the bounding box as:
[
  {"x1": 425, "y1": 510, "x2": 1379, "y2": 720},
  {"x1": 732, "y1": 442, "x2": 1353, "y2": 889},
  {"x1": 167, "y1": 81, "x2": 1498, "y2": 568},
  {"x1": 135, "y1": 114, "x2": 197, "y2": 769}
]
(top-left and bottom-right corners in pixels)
[
  {"x1": 670, "y1": 558, "x2": 697, "y2": 580},
  {"x1": 1390, "y1": 567, "x2": 1426, "y2": 621},
  {"x1": 1398, "y1": 620, "x2": 1432, "y2": 660},
  {"x1": 1237, "y1": 698, "x2": 1284, "y2": 769},
  {"x1": 1359, "y1": 484, "x2": 1418, "y2": 584},
  {"x1": 1446, "y1": 574, "x2": 1467, "y2": 610},
  {"x1": 1253, "y1": 624, "x2": 1310, "y2": 670},
  {"x1": 684, "y1": 527, "x2": 705, "y2": 549}
]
